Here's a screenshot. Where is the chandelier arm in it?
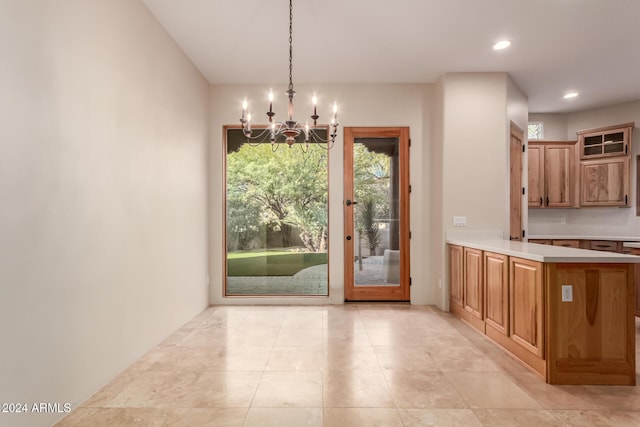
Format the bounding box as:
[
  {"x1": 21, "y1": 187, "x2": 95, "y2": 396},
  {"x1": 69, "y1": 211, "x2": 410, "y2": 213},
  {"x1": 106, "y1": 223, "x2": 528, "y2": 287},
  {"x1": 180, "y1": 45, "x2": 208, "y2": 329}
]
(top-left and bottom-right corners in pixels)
[{"x1": 242, "y1": 127, "x2": 272, "y2": 143}]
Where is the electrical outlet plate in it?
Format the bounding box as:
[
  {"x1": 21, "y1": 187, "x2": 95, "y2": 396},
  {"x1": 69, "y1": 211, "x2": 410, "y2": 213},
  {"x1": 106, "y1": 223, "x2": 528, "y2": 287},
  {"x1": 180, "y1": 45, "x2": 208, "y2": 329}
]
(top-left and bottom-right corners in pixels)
[
  {"x1": 561, "y1": 284, "x2": 573, "y2": 302},
  {"x1": 453, "y1": 216, "x2": 467, "y2": 227}
]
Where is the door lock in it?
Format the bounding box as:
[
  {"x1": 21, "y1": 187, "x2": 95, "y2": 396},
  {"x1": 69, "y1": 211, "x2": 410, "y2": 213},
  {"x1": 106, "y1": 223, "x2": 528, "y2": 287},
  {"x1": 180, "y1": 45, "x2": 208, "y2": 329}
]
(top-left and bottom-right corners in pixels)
[
  {"x1": 346, "y1": 235, "x2": 352, "y2": 240},
  {"x1": 345, "y1": 199, "x2": 358, "y2": 206}
]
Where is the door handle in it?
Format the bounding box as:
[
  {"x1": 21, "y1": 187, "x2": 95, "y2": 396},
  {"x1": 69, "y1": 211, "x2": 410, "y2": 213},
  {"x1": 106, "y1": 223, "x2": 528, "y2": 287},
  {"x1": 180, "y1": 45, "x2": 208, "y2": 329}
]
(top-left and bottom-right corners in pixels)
[
  {"x1": 345, "y1": 199, "x2": 358, "y2": 206},
  {"x1": 346, "y1": 235, "x2": 352, "y2": 241}
]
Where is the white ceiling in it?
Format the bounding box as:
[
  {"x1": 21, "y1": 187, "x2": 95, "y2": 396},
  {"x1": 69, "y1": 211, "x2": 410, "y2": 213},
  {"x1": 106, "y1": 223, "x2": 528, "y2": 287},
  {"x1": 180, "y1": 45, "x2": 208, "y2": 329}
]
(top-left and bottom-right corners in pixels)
[{"x1": 142, "y1": 0, "x2": 640, "y2": 113}]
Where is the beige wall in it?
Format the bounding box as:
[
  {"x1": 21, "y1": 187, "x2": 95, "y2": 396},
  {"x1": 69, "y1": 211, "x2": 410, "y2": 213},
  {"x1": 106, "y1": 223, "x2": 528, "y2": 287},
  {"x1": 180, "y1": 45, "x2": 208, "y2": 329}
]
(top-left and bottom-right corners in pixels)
[
  {"x1": 429, "y1": 79, "x2": 446, "y2": 307},
  {"x1": 431, "y1": 73, "x2": 518, "y2": 309},
  {"x1": 528, "y1": 113, "x2": 568, "y2": 140},
  {"x1": 0, "y1": 1, "x2": 210, "y2": 426},
  {"x1": 442, "y1": 73, "x2": 509, "y2": 231},
  {"x1": 528, "y1": 101, "x2": 640, "y2": 237},
  {"x1": 209, "y1": 84, "x2": 433, "y2": 305},
  {"x1": 507, "y1": 75, "x2": 530, "y2": 239}
]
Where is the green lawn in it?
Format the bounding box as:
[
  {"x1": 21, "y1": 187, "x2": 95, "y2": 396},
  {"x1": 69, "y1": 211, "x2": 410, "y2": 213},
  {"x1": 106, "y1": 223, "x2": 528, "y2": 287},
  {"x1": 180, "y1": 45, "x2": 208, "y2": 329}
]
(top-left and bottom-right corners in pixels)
[{"x1": 227, "y1": 251, "x2": 328, "y2": 276}]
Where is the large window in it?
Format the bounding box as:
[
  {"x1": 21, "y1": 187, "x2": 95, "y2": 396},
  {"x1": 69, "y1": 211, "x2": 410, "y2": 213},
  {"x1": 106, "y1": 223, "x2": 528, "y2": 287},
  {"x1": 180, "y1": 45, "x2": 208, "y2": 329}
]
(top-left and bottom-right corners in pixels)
[{"x1": 224, "y1": 128, "x2": 329, "y2": 296}]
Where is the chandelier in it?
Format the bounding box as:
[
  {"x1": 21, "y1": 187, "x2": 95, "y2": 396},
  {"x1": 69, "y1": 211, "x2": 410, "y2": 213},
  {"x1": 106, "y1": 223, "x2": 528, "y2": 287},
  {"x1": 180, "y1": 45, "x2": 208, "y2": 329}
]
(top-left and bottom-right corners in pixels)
[{"x1": 240, "y1": 0, "x2": 338, "y2": 149}]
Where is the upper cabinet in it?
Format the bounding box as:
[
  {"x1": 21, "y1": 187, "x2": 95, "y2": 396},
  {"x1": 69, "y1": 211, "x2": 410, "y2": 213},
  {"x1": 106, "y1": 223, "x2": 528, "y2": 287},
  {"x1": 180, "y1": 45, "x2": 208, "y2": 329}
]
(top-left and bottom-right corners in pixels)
[
  {"x1": 528, "y1": 141, "x2": 578, "y2": 208},
  {"x1": 527, "y1": 123, "x2": 634, "y2": 210},
  {"x1": 578, "y1": 123, "x2": 633, "y2": 160},
  {"x1": 577, "y1": 123, "x2": 634, "y2": 208},
  {"x1": 580, "y1": 157, "x2": 630, "y2": 207}
]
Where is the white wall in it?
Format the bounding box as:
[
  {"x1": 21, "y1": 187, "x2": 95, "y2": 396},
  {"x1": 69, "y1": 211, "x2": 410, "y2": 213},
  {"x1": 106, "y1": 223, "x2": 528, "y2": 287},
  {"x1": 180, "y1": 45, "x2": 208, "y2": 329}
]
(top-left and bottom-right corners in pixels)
[
  {"x1": 528, "y1": 101, "x2": 640, "y2": 237},
  {"x1": 432, "y1": 73, "x2": 514, "y2": 310},
  {"x1": 209, "y1": 84, "x2": 433, "y2": 305},
  {"x1": 528, "y1": 113, "x2": 567, "y2": 140},
  {"x1": 0, "y1": 1, "x2": 210, "y2": 426},
  {"x1": 507, "y1": 75, "x2": 530, "y2": 239},
  {"x1": 429, "y1": 79, "x2": 446, "y2": 308}
]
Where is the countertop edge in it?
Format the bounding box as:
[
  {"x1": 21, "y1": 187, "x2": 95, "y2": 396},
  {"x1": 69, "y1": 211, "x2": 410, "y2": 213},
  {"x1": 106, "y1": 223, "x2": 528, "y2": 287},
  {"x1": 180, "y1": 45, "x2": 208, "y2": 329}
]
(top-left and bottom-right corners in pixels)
[
  {"x1": 528, "y1": 235, "x2": 640, "y2": 242},
  {"x1": 447, "y1": 238, "x2": 640, "y2": 263}
]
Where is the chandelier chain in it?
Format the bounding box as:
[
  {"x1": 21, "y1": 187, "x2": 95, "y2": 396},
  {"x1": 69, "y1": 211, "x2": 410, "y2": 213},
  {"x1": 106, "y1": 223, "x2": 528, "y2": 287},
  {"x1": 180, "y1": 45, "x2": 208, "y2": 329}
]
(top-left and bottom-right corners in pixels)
[
  {"x1": 239, "y1": 0, "x2": 338, "y2": 148},
  {"x1": 288, "y1": 0, "x2": 293, "y2": 92}
]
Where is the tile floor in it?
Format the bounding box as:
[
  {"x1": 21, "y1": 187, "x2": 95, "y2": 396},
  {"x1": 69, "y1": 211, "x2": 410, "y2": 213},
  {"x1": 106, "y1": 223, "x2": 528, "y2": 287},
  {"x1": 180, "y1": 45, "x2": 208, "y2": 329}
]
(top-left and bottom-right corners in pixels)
[{"x1": 56, "y1": 304, "x2": 640, "y2": 426}]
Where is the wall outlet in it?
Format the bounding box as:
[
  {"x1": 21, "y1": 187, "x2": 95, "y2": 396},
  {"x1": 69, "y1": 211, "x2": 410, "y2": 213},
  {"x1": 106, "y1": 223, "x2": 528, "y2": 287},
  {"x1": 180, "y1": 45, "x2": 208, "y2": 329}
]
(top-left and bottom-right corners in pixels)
[
  {"x1": 561, "y1": 284, "x2": 573, "y2": 302},
  {"x1": 453, "y1": 216, "x2": 467, "y2": 227}
]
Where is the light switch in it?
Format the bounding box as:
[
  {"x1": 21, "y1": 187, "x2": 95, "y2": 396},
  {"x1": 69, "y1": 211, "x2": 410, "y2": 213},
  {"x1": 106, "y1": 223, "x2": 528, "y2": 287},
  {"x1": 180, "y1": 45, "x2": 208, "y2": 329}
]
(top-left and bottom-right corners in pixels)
[
  {"x1": 453, "y1": 216, "x2": 467, "y2": 227},
  {"x1": 561, "y1": 285, "x2": 573, "y2": 302}
]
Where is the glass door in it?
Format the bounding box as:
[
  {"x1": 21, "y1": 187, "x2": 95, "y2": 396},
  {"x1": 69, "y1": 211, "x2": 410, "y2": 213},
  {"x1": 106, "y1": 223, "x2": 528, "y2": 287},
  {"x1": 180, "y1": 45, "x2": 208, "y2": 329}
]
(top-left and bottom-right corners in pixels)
[{"x1": 344, "y1": 127, "x2": 410, "y2": 301}]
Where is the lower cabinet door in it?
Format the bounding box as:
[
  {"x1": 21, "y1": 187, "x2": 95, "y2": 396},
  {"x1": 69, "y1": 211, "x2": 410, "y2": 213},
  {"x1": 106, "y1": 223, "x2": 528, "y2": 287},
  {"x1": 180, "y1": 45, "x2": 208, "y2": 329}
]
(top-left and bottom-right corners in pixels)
[
  {"x1": 448, "y1": 245, "x2": 464, "y2": 308},
  {"x1": 509, "y1": 257, "x2": 544, "y2": 357},
  {"x1": 463, "y1": 247, "x2": 483, "y2": 320},
  {"x1": 484, "y1": 252, "x2": 509, "y2": 335}
]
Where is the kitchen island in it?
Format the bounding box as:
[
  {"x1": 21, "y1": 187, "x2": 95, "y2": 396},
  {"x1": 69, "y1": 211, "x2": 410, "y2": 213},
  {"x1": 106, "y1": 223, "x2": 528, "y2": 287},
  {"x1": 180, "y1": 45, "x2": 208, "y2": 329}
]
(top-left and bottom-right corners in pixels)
[{"x1": 447, "y1": 236, "x2": 639, "y2": 385}]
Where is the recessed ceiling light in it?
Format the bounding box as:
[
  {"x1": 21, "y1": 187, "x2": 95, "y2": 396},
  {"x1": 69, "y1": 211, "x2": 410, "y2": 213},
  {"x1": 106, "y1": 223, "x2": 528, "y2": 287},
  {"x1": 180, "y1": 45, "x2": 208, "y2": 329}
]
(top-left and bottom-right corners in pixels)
[
  {"x1": 564, "y1": 92, "x2": 579, "y2": 99},
  {"x1": 493, "y1": 40, "x2": 511, "y2": 50}
]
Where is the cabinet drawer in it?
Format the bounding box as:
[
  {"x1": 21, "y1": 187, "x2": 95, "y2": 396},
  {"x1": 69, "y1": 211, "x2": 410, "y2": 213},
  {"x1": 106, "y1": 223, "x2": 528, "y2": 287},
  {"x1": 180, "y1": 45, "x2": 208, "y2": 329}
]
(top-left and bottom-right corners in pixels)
[
  {"x1": 589, "y1": 240, "x2": 620, "y2": 252},
  {"x1": 528, "y1": 239, "x2": 551, "y2": 245},
  {"x1": 552, "y1": 240, "x2": 580, "y2": 248}
]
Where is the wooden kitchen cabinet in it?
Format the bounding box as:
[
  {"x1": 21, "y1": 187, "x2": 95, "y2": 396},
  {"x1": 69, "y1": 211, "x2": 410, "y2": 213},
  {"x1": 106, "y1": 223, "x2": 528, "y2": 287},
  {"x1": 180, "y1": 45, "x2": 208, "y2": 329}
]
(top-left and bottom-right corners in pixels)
[
  {"x1": 632, "y1": 248, "x2": 640, "y2": 317},
  {"x1": 448, "y1": 245, "x2": 484, "y2": 332},
  {"x1": 578, "y1": 122, "x2": 633, "y2": 160},
  {"x1": 449, "y1": 243, "x2": 637, "y2": 384},
  {"x1": 509, "y1": 257, "x2": 544, "y2": 358},
  {"x1": 528, "y1": 141, "x2": 577, "y2": 208},
  {"x1": 448, "y1": 244, "x2": 464, "y2": 309},
  {"x1": 546, "y1": 263, "x2": 636, "y2": 385},
  {"x1": 528, "y1": 239, "x2": 551, "y2": 245},
  {"x1": 528, "y1": 144, "x2": 544, "y2": 208},
  {"x1": 484, "y1": 252, "x2": 509, "y2": 336},
  {"x1": 463, "y1": 247, "x2": 484, "y2": 331},
  {"x1": 552, "y1": 239, "x2": 580, "y2": 248},
  {"x1": 589, "y1": 240, "x2": 621, "y2": 252},
  {"x1": 580, "y1": 157, "x2": 630, "y2": 207}
]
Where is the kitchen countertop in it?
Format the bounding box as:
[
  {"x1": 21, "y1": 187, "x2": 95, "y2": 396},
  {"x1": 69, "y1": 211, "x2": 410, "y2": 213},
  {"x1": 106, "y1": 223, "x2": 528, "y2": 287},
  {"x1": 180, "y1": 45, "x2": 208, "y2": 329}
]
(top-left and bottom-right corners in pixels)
[
  {"x1": 528, "y1": 235, "x2": 640, "y2": 242},
  {"x1": 446, "y1": 237, "x2": 640, "y2": 263}
]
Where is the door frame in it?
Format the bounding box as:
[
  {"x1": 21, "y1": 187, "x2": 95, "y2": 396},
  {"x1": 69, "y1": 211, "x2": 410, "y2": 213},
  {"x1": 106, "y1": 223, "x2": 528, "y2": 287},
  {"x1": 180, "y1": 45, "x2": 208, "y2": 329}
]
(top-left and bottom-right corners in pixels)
[
  {"x1": 343, "y1": 127, "x2": 410, "y2": 301},
  {"x1": 509, "y1": 122, "x2": 524, "y2": 241}
]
